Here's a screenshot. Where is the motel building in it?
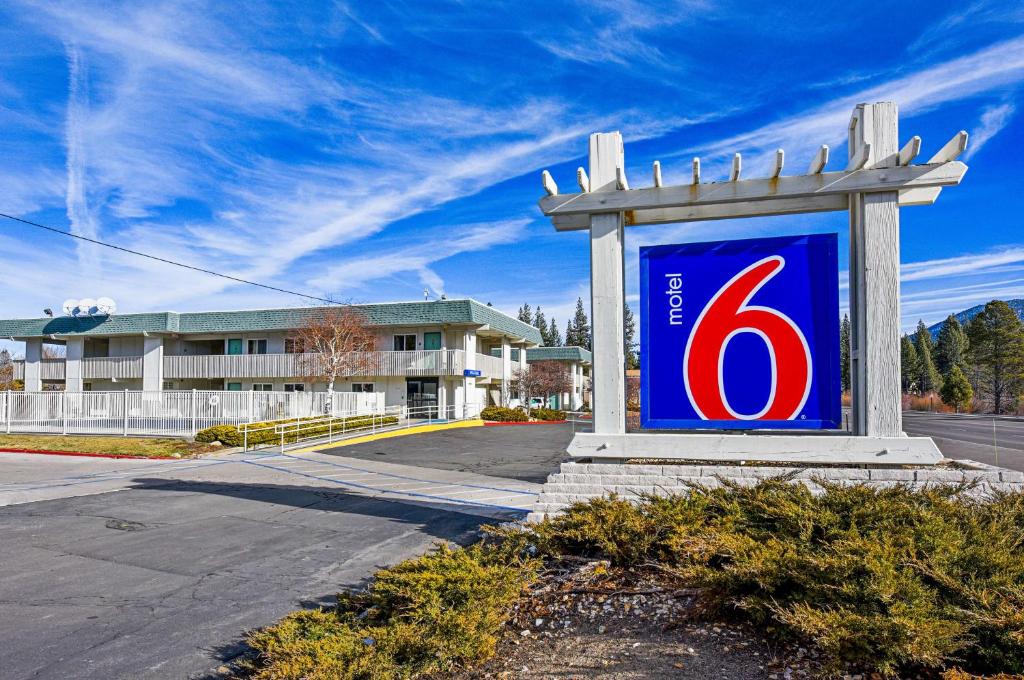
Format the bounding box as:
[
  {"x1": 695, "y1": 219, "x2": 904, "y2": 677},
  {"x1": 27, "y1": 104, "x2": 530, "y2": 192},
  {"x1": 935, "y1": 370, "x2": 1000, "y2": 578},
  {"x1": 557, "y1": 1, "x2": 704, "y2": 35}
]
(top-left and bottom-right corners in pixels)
[
  {"x1": 524, "y1": 346, "x2": 592, "y2": 411},
  {"x1": 4, "y1": 299, "x2": 543, "y2": 414}
]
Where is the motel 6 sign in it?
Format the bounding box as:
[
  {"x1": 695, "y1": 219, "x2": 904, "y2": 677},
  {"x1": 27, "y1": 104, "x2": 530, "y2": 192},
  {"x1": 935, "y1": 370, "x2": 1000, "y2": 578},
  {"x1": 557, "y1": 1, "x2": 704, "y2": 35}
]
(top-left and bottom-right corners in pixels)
[{"x1": 640, "y1": 234, "x2": 841, "y2": 430}]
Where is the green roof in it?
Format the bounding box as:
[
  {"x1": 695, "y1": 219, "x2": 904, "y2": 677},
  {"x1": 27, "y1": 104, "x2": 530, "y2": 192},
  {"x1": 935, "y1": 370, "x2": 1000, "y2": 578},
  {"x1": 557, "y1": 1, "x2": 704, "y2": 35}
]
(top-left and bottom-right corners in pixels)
[
  {"x1": 526, "y1": 346, "x2": 592, "y2": 363},
  {"x1": 0, "y1": 299, "x2": 542, "y2": 345}
]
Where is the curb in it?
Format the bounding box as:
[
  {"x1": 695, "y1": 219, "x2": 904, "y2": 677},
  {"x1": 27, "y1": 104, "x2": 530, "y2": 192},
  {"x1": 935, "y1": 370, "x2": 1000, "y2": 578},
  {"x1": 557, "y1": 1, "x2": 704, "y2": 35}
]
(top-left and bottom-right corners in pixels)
[
  {"x1": 0, "y1": 448, "x2": 181, "y2": 461},
  {"x1": 483, "y1": 421, "x2": 568, "y2": 426}
]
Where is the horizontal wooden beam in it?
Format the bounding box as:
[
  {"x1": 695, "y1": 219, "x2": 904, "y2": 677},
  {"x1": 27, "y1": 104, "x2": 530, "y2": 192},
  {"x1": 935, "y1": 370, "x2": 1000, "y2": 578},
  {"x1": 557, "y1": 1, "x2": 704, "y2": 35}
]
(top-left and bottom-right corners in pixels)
[
  {"x1": 550, "y1": 187, "x2": 947, "y2": 230},
  {"x1": 539, "y1": 161, "x2": 967, "y2": 217}
]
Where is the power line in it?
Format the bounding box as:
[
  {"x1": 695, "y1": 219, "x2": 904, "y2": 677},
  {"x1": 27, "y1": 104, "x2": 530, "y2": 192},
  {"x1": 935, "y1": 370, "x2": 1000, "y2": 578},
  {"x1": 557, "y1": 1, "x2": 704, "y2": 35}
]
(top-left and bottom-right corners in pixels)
[{"x1": 0, "y1": 212, "x2": 341, "y2": 305}]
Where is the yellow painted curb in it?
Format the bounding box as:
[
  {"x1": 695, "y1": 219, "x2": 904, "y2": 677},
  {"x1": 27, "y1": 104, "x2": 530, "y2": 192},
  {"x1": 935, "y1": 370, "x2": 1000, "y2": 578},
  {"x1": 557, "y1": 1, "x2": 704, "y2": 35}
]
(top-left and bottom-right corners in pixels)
[{"x1": 290, "y1": 419, "x2": 485, "y2": 453}]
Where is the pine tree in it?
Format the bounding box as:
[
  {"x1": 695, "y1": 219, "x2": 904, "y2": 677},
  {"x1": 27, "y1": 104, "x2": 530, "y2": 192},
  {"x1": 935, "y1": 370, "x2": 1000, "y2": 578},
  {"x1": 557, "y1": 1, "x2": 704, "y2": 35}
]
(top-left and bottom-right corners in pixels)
[
  {"x1": 624, "y1": 303, "x2": 638, "y2": 369},
  {"x1": 565, "y1": 319, "x2": 575, "y2": 347},
  {"x1": 548, "y1": 317, "x2": 563, "y2": 346},
  {"x1": 839, "y1": 314, "x2": 851, "y2": 393},
  {"x1": 517, "y1": 304, "x2": 532, "y2": 324},
  {"x1": 934, "y1": 315, "x2": 969, "y2": 376},
  {"x1": 966, "y1": 300, "x2": 1024, "y2": 414},
  {"x1": 900, "y1": 335, "x2": 919, "y2": 394},
  {"x1": 533, "y1": 307, "x2": 549, "y2": 345},
  {"x1": 914, "y1": 320, "x2": 941, "y2": 393},
  {"x1": 571, "y1": 297, "x2": 591, "y2": 350},
  {"x1": 940, "y1": 364, "x2": 973, "y2": 413}
]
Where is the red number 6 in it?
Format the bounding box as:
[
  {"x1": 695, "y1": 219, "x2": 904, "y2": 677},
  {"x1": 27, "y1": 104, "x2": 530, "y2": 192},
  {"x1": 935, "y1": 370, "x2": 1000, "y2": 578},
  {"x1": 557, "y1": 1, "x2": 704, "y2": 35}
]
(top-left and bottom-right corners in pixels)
[{"x1": 683, "y1": 256, "x2": 811, "y2": 421}]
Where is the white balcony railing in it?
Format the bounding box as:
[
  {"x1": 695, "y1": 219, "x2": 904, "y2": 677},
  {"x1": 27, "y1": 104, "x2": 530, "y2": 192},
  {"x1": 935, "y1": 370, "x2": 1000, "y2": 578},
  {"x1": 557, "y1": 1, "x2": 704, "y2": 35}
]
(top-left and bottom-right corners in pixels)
[
  {"x1": 163, "y1": 349, "x2": 475, "y2": 380},
  {"x1": 83, "y1": 356, "x2": 143, "y2": 379},
  {"x1": 13, "y1": 349, "x2": 510, "y2": 383},
  {"x1": 474, "y1": 352, "x2": 504, "y2": 378}
]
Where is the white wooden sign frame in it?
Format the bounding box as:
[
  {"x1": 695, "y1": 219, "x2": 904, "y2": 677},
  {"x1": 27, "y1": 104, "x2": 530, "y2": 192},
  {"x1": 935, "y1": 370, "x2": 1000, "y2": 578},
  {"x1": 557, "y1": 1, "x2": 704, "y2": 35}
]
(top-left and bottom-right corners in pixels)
[{"x1": 539, "y1": 102, "x2": 968, "y2": 466}]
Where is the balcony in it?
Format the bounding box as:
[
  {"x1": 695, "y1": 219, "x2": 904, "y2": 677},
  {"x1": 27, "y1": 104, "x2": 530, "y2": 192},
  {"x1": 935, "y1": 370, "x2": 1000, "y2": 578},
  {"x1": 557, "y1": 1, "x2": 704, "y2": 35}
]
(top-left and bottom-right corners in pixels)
[
  {"x1": 163, "y1": 349, "x2": 502, "y2": 380},
  {"x1": 13, "y1": 349, "x2": 510, "y2": 384}
]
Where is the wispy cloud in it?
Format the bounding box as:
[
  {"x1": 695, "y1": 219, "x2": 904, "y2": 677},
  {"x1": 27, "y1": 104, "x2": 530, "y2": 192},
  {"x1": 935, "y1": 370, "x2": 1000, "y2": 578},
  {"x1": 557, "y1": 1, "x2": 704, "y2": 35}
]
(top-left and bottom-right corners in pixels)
[
  {"x1": 964, "y1": 102, "x2": 1016, "y2": 159},
  {"x1": 63, "y1": 42, "x2": 100, "y2": 272},
  {"x1": 661, "y1": 35, "x2": 1024, "y2": 176},
  {"x1": 900, "y1": 246, "x2": 1024, "y2": 282},
  {"x1": 307, "y1": 219, "x2": 531, "y2": 296}
]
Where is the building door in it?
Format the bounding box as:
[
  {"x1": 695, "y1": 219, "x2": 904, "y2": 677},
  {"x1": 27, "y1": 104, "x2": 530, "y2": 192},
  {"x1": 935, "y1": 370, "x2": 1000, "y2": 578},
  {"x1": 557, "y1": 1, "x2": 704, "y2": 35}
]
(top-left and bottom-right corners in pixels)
[
  {"x1": 423, "y1": 332, "x2": 442, "y2": 350},
  {"x1": 227, "y1": 338, "x2": 243, "y2": 355},
  {"x1": 407, "y1": 378, "x2": 439, "y2": 417}
]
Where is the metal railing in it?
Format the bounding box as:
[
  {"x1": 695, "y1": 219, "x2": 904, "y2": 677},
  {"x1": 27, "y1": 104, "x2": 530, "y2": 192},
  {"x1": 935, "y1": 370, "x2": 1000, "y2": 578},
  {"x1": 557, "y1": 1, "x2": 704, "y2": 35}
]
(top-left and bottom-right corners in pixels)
[
  {"x1": 15, "y1": 349, "x2": 509, "y2": 383},
  {"x1": 0, "y1": 390, "x2": 384, "y2": 438},
  {"x1": 240, "y1": 403, "x2": 478, "y2": 452}
]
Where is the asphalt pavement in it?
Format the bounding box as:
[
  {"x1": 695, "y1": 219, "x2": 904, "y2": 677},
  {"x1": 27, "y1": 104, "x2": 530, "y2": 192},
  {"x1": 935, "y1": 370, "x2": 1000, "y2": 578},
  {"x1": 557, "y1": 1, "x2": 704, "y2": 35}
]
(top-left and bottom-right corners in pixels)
[
  {"x1": 328, "y1": 422, "x2": 576, "y2": 483},
  {"x1": 0, "y1": 424, "x2": 564, "y2": 680},
  {"x1": 902, "y1": 410, "x2": 1024, "y2": 471}
]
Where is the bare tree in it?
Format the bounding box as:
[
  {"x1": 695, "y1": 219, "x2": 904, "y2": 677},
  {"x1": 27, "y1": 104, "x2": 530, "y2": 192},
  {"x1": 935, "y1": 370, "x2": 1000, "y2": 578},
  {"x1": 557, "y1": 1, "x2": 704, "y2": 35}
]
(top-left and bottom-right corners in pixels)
[
  {"x1": 510, "y1": 360, "x2": 573, "y2": 414},
  {"x1": 294, "y1": 307, "x2": 376, "y2": 407}
]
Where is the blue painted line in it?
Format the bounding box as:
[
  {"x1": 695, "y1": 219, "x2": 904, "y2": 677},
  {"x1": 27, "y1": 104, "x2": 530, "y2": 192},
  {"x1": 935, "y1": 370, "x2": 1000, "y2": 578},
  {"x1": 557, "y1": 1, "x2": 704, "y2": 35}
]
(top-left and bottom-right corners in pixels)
[
  {"x1": 239, "y1": 458, "x2": 529, "y2": 514},
  {"x1": 279, "y1": 453, "x2": 539, "y2": 497}
]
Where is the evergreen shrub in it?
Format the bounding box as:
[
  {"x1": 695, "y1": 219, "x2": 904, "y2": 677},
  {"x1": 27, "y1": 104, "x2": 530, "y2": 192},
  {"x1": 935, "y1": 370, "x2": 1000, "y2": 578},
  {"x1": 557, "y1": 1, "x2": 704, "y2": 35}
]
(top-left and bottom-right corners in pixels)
[
  {"x1": 479, "y1": 406, "x2": 528, "y2": 422},
  {"x1": 195, "y1": 414, "x2": 398, "y2": 447},
  {"x1": 507, "y1": 481, "x2": 1024, "y2": 677},
  {"x1": 529, "y1": 407, "x2": 566, "y2": 421},
  {"x1": 246, "y1": 544, "x2": 538, "y2": 679}
]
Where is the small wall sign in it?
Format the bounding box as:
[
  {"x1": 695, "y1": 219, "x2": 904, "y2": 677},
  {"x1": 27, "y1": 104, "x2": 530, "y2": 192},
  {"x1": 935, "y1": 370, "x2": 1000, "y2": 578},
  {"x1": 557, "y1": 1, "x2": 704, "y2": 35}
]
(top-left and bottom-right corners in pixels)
[{"x1": 463, "y1": 369, "x2": 482, "y2": 377}]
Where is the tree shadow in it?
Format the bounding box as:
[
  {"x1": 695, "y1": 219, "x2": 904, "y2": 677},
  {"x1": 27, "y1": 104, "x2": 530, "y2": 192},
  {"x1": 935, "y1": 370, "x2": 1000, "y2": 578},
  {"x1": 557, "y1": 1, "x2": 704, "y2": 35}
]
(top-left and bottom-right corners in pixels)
[{"x1": 126, "y1": 476, "x2": 530, "y2": 524}]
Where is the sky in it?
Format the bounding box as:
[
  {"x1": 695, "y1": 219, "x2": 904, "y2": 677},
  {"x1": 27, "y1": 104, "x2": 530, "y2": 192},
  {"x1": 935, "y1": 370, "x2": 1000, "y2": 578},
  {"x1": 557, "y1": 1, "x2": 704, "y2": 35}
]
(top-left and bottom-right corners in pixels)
[{"x1": 0, "y1": 0, "x2": 1022, "y2": 353}]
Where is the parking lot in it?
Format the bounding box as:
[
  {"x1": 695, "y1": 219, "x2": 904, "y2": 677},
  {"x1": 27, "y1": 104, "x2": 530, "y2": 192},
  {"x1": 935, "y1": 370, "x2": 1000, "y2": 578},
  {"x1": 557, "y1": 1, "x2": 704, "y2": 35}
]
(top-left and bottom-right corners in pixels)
[{"x1": 0, "y1": 423, "x2": 571, "y2": 680}]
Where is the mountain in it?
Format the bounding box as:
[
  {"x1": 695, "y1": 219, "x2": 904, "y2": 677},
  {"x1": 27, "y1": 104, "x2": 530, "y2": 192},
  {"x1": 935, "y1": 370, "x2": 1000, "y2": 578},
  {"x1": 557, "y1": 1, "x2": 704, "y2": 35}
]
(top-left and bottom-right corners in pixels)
[{"x1": 927, "y1": 299, "x2": 1024, "y2": 338}]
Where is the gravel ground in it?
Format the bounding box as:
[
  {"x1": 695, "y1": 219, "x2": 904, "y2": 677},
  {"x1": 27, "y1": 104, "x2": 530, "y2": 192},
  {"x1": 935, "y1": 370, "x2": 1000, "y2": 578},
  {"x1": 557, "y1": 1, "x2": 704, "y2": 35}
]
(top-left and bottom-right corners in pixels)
[{"x1": 448, "y1": 560, "x2": 823, "y2": 680}]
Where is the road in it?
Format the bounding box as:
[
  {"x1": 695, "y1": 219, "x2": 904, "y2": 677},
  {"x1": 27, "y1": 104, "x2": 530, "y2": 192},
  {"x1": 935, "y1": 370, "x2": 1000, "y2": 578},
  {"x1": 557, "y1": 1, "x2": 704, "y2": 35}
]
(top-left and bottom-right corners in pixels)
[
  {"x1": 0, "y1": 424, "x2": 567, "y2": 680},
  {"x1": 902, "y1": 411, "x2": 1024, "y2": 471}
]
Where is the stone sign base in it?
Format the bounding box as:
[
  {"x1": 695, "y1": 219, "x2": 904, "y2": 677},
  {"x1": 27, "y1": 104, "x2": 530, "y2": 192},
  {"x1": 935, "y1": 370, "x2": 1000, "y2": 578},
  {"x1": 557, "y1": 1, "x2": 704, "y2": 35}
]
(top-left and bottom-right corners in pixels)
[{"x1": 527, "y1": 460, "x2": 1024, "y2": 522}]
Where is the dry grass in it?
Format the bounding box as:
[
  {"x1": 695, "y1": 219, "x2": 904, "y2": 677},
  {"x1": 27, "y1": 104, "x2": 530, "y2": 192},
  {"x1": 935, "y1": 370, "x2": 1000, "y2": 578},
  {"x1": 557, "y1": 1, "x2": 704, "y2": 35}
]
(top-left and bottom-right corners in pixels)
[{"x1": 0, "y1": 434, "x2": 217, "y2": 457}]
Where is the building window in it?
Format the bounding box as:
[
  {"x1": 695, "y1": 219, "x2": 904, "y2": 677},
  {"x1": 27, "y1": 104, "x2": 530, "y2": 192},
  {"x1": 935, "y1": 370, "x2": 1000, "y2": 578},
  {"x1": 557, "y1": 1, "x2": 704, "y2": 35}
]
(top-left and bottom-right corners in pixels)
[
  {"x1": 83, "y1": 383, "x2": 92, "y2": 391},
  {"x1": 253, "y1": 384, "x2": 273, "y2": 391},
  {"x1": 284, "y1": 338, "x2": 304, "y2": 353},
  {"x1": 393, "y1": 334, "x2": 416, "y2": 351},
  {"x1": 351, "y1": 383, "x2": 374, "y2": 393},
  {"x1": 227, "y1": 339, "x2": 243, "y2": 355},
  {"x1": 162, "y1": 381, "x2": 173, "y2": 390},
  {"x1": 247, "y1": 339, "x2": 268, "y2": 355},
  {"x1": 227, "y1": 382, "x2": 242, "y2": 391},
  {"x1": 284, "y1": 383, "x2": 305, "y2": 392}
]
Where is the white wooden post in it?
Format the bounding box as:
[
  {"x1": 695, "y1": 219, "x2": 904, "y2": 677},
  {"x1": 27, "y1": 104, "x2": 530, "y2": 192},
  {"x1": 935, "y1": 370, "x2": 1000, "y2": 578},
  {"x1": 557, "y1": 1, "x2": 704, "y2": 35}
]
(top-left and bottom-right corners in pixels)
[
  {"x1": 3, "y1": 390, "x2": 9, "y2": 434},
  {"x1": 589, "y1": 132, "x2": 627, "y2": 435},
  {"x1": 848, "y1": 103, "x2": 903, "y2": 438},
  {"x1": 191, "y1": 388, "x2": 198, "y2": 437}
]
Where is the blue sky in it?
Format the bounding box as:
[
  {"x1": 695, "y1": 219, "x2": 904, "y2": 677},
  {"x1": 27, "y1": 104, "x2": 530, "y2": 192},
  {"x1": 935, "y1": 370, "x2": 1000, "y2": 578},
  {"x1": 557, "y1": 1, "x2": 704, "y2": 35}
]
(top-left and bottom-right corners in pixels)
[{"x1": 0, "y1": 0, "x2": 1022, "y2": 344}]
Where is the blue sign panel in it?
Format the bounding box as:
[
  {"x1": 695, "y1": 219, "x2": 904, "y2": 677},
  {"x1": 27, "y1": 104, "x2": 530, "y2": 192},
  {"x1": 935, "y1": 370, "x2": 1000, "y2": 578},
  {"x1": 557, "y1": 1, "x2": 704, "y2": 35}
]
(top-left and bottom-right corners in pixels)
[
  {"x1": 640, "y1": 234, "x2": 841, "y2": 430},
  {"x1": 463, "y1": 369, "x2": 482, "y2": 377}
]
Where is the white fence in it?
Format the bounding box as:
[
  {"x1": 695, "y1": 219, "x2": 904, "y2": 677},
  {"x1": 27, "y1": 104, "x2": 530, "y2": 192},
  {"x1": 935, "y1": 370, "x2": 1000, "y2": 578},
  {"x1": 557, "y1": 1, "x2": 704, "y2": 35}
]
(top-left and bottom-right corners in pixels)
[{"x1": 0, "y1": 390, "x2": 385, "y2": 438}]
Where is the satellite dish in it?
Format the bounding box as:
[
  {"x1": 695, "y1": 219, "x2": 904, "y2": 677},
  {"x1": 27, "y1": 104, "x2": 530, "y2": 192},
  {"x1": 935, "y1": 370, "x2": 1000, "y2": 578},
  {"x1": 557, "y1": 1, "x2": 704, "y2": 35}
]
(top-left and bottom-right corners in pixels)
[
  {"x1": 95, "y1": 297, "x2": 116, "y2": 316},
  {"x1": 62, "y1": 299, "x2": 78, "y2": 316},
  {"x1": 77, "y1": 298, "x2": 97, "y2": 317}
]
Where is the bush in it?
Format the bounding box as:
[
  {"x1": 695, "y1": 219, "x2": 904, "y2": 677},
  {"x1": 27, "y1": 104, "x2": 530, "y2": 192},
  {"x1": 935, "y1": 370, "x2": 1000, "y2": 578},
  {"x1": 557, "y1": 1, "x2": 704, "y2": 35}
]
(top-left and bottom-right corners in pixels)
[
  {"x1": 529, "y1": 407, "x2": 566, "y2": 421},
  {"x1": 479, "y1": 406, "x2": 527, "y2": 422},
  {"x1": 506, "y1": 482, "x2": 1024, "y2": 677},
  {"x1": 196, "y1": 414, "x2": 399, "y2": 447},
  {"x1": 246, "y1": 543, "x2": 538, "y2": 679}
]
